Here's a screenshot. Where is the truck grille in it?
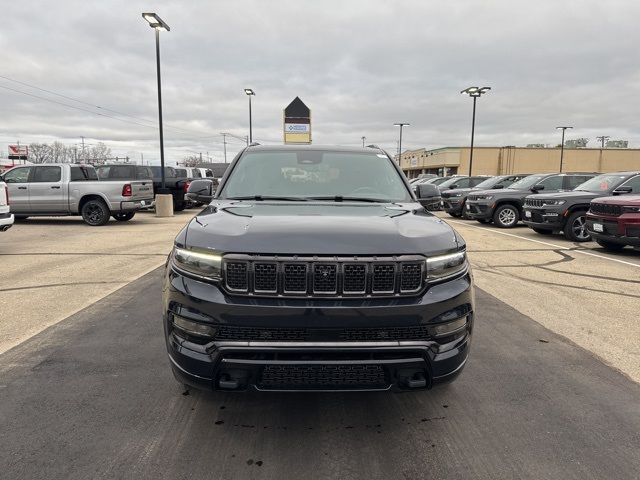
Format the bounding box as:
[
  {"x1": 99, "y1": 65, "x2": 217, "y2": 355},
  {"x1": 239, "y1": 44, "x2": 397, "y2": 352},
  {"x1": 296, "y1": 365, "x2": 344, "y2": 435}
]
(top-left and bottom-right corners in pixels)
[
  {"x1": 215, "y1": 325, "x2": 431, "y2": 342},
  {"x1": 222, "y1": 255, "x2": 425, "y2": 297},
  {"x1": 590, "y1": 203, "x2": 622, "y2": 216},
  {"x1": 524, "y1": 198, "x2": 544, "y2": 208},
  {"x1": 259, "y1": 364, "x2": 386, "y2": 389}
]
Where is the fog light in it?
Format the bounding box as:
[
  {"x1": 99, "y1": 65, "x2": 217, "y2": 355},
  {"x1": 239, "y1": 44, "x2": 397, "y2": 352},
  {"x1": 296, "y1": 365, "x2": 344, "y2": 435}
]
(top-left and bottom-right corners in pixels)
[
  {"x1": 172, "y1": 315, "x2": 217, "y2": 338},
  {"x1": 432, "y1": 317, "x2": 467, "y2": 337}
]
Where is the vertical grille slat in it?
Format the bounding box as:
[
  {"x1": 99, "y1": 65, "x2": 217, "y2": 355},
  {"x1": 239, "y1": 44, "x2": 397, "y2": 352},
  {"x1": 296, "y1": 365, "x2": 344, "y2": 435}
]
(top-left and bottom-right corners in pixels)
[{"x1": 223, "y1": 256, "x2": 429, "y2": 297}]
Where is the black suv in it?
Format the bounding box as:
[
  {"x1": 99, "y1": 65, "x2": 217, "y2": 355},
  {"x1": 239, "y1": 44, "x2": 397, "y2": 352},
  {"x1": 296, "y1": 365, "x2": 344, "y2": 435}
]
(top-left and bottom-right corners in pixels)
[
  {"x1": 163, "y1": 145, "x2": 473, "y2": 393},
  {"x1": 442, "y1": 174, "x2": 529, "y2": 218},
  {"x1": 523, "y1": 171, "x2": 640, "y2": 241},
  {"x1": 465, "y1": 173, "x2": 596, "y2": 228}
]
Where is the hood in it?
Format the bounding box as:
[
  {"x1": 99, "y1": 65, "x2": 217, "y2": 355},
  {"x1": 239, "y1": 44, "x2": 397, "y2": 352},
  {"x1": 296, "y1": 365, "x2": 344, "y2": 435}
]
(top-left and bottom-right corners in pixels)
[
  {"x1": 533, "y1": 190, "x2": 603, "y2": 200},
  {"x1": 589, "y1": 194, "x2": 640, "y2": 206},
  {"x1": 180, "y1": 201, "x2": 461, "y2": 255}
]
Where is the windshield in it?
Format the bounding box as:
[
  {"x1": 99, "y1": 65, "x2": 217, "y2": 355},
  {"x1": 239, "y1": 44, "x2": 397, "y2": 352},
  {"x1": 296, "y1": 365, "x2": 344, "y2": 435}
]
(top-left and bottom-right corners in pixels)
[
  {"x1": 508, "y1": 174, "x2": 546, "y2": 190},
  {"x1": 574, "y1": 173, "x2": 628, "y2": 192},
  {"x1": 438, "y1": 177, "x2": 464, "y2": 189},
  {"x1": 220, "y1": 150, "x2": 411, "y2": 202},
  {"x1": 474, "y1": 176, "x2": 504, "y2": 189}
]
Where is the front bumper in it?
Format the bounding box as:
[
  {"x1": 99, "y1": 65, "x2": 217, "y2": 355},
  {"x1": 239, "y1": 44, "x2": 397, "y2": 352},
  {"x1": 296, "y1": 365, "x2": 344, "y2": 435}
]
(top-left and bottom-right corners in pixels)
[
  {"x1": 522, "y1": 207, "x2": 565, "y2": 230},
  {"x1": 163, "y1": 267, "x2": 474, "y2": 392},
  {"x1": 442, "y1": 198, "x2": 464, "y2": 215},
  {"x1": 464, "y1": 201, "x2": 492, "y2": 220},
  {"x1": 586, "y1": 214, "x2": 640, "y2": 247}
]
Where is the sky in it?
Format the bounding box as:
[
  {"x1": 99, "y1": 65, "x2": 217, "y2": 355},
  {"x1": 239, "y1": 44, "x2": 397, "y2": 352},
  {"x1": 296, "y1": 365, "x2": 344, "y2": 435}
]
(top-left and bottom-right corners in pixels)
[{"x1": 1, "y1": 0, "x2": 639, "y2": 165}]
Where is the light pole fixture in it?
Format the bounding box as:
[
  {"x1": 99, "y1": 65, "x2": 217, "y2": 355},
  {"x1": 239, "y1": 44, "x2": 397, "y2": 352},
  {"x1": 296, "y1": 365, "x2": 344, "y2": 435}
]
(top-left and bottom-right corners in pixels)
[
  {"x1": 244, "y1": 88, "x2": 255, "y2": 143},
  {"x1": 142, "y1": 12, "x2": 170, "y2": 191},
  {"x1": 393, "y1": 123, "x2": 410, "y2": 167},
  {"x1": 556, "y1": 126, "x2": 573, "y2": 172},
  {"x1": 596, "y1": 135, "x2": 610, "y2": 149},
  {"x1": 460, "y1": 86, "x2": 491, "y2": 176},
  {"x1": 361, "y1": 136, "x2": 366, "y2": 148}
]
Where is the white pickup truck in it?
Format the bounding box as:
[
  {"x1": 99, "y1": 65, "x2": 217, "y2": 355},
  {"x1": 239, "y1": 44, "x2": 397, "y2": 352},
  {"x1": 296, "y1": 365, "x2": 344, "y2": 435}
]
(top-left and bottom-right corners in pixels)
[
  {"x1": 0, "y1": 179, "x2": 13, "y2": 232},
  {"x1": 0, "y1": 163, "x2": 154, "y2": 226}
]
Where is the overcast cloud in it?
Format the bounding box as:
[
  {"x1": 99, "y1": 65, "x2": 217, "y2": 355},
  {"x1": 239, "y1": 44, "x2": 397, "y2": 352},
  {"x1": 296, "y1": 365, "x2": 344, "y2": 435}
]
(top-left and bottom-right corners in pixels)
[{"x1": 1, "y1": 0, "x2": 639, "y2": 164}]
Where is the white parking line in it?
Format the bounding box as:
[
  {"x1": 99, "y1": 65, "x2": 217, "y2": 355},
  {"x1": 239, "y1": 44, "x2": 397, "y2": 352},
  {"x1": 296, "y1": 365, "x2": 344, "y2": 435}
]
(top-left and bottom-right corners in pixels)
[{"x1": 446, "y1": 219, "x2": 640, "y2": 269}]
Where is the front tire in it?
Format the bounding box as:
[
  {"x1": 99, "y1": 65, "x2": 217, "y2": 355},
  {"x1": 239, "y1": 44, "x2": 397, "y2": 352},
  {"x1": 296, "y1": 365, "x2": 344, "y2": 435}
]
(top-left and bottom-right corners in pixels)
[
  {"x1": 112, "y1": 212, "x2": 135, "y2": 222},
  {"x1": 563, "y1": 211, "x2": 591, "y2": 242},
  {"x1": 493, "y1": 204, "x2": 520, "y2": 228},
  {"x1": 596, "y1": 239, "x2": 625, "y2": 251},
  {"x1": 173, "y1": 200, "x2": 186, "y2": 212},
  {"x1": 81, "y1": 199, "x2": 110, "y2": 226}
]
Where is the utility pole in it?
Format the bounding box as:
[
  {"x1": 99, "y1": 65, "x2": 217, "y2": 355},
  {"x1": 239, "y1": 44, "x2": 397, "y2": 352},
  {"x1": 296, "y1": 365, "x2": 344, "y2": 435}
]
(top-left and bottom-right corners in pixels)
[
  {"x1": 81, "y1": 136, "x2": 85, "y2": 162},
  {"x1": 199, "y1": 152, "x2": 202, "y2": 163},
  {"x1": 221, "y1": 133, "x2": 228, "y2": 163},
  {"x1": 556, "y1": 126, "x2": 573, "y2": 172},
  {"x1": 361, "y1": 136, "x2": 366, "y2": 147},
  {"x1": 596, "y1": 136, "x2": 610, "y2": 149},
  {"x1": 393, "y1": 123, "x2": 409, "y2": 167},
  {"x1": 141, "y1": 152, "x2": 144, "y2": 165}
]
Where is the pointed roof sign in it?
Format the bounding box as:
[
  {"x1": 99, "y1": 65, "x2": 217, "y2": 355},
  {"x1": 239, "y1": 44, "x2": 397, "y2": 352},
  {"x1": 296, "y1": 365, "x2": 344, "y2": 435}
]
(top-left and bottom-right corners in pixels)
[{"x1": 284, "y1": 97, "x2": 310, "y2": 117}]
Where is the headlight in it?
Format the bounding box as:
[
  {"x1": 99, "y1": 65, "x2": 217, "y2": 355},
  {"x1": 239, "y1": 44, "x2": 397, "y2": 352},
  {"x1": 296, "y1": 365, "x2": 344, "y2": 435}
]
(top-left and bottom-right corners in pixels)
[
  {"x1": 172, "y1": 246, "x2": 222, "y2": 280},
  {"x1": 622, "y1": 206, "x2": 640, "y2": 213},
  {"x1": 543, "y1": 200, "x2": 566, "y2": 206},
  {"x1": 426, "y1": 251, "x2": 468, "y2": 281},
  {"x1": 473, "y1": 195, "x2": 492, "y2": 201},
  {"x1": 450, "y1": 193, "x2": 462, "y2": 198}
]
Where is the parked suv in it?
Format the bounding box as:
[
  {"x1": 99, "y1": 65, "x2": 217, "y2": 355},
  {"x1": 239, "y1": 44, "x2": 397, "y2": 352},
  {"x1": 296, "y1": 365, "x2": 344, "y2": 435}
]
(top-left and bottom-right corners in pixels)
[
  {"x1": 149, "y1": 166, "x2": 189, "y2": 211},
  {"x1": 586, "y1": 195, "x2": 640, "y2": 251},
  {"x1": 164, "y1": 145, "x2": 474, "y2": 393},
  {"x1": 523, "y1": 172, "x2": 640, "y2": 241},
  {"x1": 442, "y1": 174, "x2": 529, "y2": 218},
  {"x1": 465, "y1": 173, "x2": 596, "y2": 228}
]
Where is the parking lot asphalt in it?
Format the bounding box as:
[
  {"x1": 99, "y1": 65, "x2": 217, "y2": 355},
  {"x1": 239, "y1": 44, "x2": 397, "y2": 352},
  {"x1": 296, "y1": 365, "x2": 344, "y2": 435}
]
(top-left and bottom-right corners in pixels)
[
  {"x1": 0, "y1": 210, "x2": 194, "y2": 354},
  {"x1": 1, "y1": 268, "x2": 639, "y2": 480},
  {"x1": 437, "y1": 214, "x2": 640, "y2": 383}
]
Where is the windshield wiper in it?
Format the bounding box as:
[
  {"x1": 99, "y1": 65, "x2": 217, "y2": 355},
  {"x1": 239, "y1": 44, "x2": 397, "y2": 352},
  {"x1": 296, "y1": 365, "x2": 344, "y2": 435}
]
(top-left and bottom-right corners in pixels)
[
  {"x1": 226, "y1": 195, "x2": 307, "y2": 201},
  {"x1": 306, "y1": 196, "x2": 390, "y2": 203}
]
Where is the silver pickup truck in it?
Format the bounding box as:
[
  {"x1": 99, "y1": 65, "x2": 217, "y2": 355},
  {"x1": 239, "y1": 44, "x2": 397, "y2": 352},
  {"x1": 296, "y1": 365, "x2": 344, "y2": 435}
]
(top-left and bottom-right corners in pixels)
[{"x1": 0, "y1": 163, "x2": 154, "y2": 226}]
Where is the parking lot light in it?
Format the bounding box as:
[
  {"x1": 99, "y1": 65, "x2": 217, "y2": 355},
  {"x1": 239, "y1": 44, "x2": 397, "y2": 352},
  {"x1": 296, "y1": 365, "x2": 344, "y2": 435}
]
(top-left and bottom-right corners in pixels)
[
  {"x1": 461, "y1": 86, "x2": 491, "y2": 176},
  {"x1": 142, "y1": 13, "x2": 170, "y2": 31},
  {"x1": 244, "y1": 88, "x2": 255, "y2": 143},
  {"x1": 556, "y1": 126, "x2": 573, "y2": 172},
  {"x1": 394, "y1": 123, "x2": 410, "y2": 167}
]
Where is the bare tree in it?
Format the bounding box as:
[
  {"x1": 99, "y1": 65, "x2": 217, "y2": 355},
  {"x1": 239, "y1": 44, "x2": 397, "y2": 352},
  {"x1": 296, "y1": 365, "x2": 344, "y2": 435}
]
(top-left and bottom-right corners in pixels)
[
  {"x1": 50, "y1": 141, "x2": 68, "y2": 163},
  {"x1": 86, "y1": 142, "x2": 111, "y2": 164},
  {"x1": 182, "y1": 155, "x2": 200, "y2": 167},
  {"x1": 27, "y1": 143, "x2": 52, "y2": 163}
]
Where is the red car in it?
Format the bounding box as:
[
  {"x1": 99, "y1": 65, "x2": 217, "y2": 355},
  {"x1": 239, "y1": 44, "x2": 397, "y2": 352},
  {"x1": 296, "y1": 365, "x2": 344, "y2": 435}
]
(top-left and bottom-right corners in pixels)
[{"x1": 586, "y1": 195, "x2": 640, "y2": 251}]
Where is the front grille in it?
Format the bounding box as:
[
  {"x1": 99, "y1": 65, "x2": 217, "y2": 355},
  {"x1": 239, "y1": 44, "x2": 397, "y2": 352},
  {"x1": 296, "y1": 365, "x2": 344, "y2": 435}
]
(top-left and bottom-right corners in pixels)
[
  {"x1": 590, "y1": 203, "x2": 622, "y2": 216},
  {"x1": 524, "y1": 198, "x2": 544, "y2": 208},
  {"x1": 225, "y1": 262, "x2": 248, "y2": 291},
  {"x1": 223, "y1": 255, "x2": 425, "y2": 297},
  {"x1": 259, "y1": 364, "x2": 386, "y2": 389},
  {"x1": 215, "y1": 325, "x2": 431, "y2": 342}
]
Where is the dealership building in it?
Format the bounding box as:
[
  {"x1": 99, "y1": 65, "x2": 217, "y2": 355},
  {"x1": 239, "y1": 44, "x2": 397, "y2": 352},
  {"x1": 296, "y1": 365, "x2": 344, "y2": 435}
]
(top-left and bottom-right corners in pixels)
[{"x1": 399, "y1": 146, "x2": 640, "y2": 178}]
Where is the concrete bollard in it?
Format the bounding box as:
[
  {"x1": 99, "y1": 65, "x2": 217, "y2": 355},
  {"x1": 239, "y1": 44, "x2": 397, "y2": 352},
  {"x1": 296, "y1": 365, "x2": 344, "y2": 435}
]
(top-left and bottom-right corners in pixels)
[{"x1": 155, "y1": 194, "x2": 174, "y2": 217}]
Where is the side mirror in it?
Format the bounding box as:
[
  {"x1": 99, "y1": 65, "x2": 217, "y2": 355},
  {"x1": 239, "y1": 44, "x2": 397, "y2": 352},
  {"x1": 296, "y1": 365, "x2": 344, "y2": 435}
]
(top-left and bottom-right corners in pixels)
[
  {"x1": 612, "y1": 186, "x2": 632, "y2": 195},
  {"x1": 186, "y1": 179, "x2": 216, "y2": 204},
  {"x1": 531, "y1": 184, "x2": 545, "y2": 192},
  {"x1": 493, "y1": 184, "x2": 505, "y2": 189},
  {"x1": 449, "y1": 185, "x2": 458, "y2": 189},
  {"x1": 417, "y1": 183, "x2": 440, "y2": 199}
]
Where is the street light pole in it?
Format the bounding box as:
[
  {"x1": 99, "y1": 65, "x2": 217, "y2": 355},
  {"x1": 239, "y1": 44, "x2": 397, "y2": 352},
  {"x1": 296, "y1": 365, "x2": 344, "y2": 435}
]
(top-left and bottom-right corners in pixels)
[
  {"x1": 361, "y1": 136, "x2": 366, "y2": 148},
  {"x1": 393, "y1": 123, "x2": 409, "y2": 168},
  {"x1": 461, "y1": 86, "x2": 491, "y2": 176},
  {"x1": 142, "y1": 13, "x2": 170, "y2": 192},
  {"x1": 244, "y1": 88, "x2": 255, "y2": 143},
  {"x1": 596, "y1": 135, "x2": 610, "y2": 149},
  {"x1": 556, "y1": 126, "x2": 573, "y2": 172}
]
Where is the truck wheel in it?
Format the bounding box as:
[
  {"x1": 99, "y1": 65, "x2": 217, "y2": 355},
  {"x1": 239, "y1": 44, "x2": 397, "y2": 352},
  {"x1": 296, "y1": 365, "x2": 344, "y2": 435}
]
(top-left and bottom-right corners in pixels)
[
  {"x1": 448, "y1": 212, "x2": 461, "y2": 218},
  {"x1": 460, "y1": 203, "x2": 472, "y2": 219},
  {"x1": 174, "y1": 200, "x2": 186, "y2": 212},
  {"x1": 532, "y1": 227, "x2": 553, "y2": 235},
  {"x1": 113, "y1": 212, "x2": 135, "y2": 222},
  {"x1": 595, "y1": 239, "x2": 625, "y2": 251},
  {"x1": 563, "y1": 211, "x2": 591, "y2": 242},
  {"x1": 81, "y1": 199, "x2": 110, "y2": 226},
  {"x1": 493, "y1": 205, "x2": 519, "y2": 228}
]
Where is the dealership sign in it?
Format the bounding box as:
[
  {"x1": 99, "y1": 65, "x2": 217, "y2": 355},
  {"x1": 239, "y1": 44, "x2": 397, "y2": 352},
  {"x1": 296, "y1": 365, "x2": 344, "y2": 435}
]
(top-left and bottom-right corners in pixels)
[
  {"x1": 8, "y1": 145, "x2": 28, "y2": 160},
  {"x1": 283, "y1": 97, "x2": 311, "y2": 144}
]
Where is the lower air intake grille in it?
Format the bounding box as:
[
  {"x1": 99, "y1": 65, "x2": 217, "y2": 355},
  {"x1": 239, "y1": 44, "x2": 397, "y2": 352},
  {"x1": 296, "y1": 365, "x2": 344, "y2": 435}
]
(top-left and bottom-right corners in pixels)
[{"x1": 259, "y1": 364, "x2": 386, "y2": 389}]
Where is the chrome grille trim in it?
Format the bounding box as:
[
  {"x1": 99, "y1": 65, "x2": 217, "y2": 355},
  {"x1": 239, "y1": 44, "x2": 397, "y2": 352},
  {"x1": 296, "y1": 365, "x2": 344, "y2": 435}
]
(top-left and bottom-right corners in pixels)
[{"x1": 221, "y1": 254, "x2": 426, "y2": 298}]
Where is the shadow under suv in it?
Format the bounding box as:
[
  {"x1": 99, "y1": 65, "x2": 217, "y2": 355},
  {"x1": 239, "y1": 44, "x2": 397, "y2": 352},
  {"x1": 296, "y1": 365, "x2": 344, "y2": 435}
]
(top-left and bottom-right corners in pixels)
[{"x1": 163, "y1": 145, "x2": 474, "y2": 393}]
